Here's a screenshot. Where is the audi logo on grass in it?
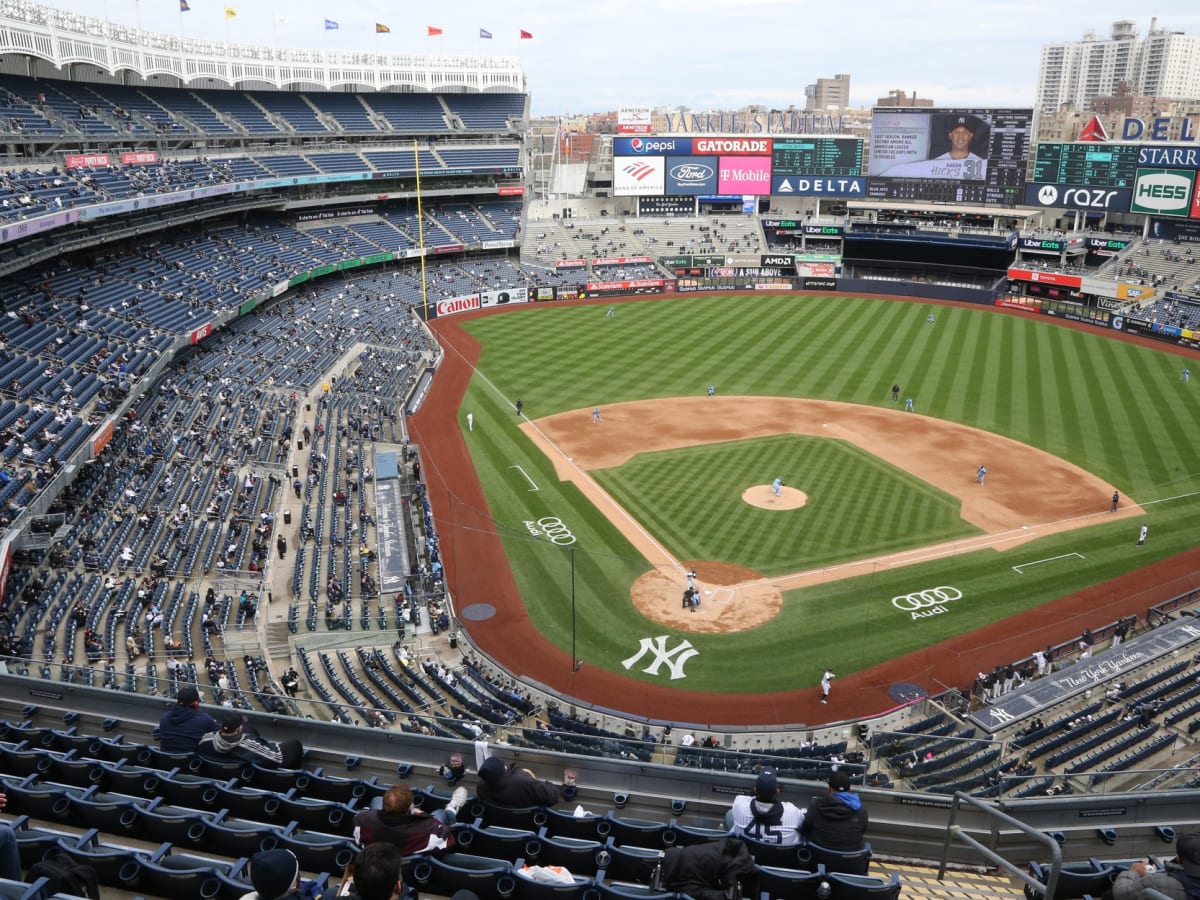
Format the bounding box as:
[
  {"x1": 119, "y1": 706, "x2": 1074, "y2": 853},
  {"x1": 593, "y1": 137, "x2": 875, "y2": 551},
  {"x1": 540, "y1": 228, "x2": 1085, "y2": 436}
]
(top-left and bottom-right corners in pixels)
[
  {"x1": 892, "y1": 586, "x2": 963, "y2": 620},
  {"x1": 525, "y1": 516, "x2": 576, "y2": 546}
]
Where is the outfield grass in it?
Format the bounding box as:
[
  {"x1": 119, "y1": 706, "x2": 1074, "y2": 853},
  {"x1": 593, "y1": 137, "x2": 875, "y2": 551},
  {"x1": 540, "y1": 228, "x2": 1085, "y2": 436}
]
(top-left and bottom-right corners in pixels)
[
  {"x1": 455, "y1": 295, "x2": 1200, "y2": 693},
  {"x1": 593, "y1": 435, "x2": 979, "y2": 575}
]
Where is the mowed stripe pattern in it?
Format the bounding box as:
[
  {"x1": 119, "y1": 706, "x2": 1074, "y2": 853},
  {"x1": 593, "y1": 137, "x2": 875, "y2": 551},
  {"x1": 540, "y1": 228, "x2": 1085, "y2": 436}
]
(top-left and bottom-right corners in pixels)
[
  {"x1": 453, "y1": 295, "x2": 1200, "y2": 693},
  {"x1": 465, "y1": 294, "x2": 1200, "y2": 493},
  {"x1": 594, "y1": 435, "x2": 977, "y2": 576}
]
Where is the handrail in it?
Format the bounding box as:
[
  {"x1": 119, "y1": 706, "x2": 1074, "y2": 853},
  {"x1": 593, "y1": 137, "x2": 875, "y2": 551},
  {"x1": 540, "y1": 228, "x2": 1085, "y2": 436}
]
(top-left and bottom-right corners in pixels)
[{"x1": 938, "y1": 790, "x2": 1061, "y2": 900}]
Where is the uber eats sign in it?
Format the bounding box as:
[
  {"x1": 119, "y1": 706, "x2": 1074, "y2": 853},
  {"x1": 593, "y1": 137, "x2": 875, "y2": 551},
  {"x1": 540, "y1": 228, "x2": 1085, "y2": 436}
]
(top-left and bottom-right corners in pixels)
[{"x1": 1131, "y1": 168, "x2": 1195, "y2": 216}]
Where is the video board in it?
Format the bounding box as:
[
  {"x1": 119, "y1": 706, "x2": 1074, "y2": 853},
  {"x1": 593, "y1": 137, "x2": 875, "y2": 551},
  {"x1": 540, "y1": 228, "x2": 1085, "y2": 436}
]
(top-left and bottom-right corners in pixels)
[
  {"x1": 866, "y1": 108, "x2": 1032, "y2": 205},
  {"x1": 612, "y1": 136, "x2": 865, "y2": 197},
  {"x1": 1033, "y1": 143, "x2": 1140, "y2": 187}
]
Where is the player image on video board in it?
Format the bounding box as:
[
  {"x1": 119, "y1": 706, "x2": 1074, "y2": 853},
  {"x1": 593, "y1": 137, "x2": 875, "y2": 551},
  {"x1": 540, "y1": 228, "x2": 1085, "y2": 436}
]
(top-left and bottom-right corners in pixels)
[{"x1": 869, "y1": 112, "x2": 990, "y2": 181}]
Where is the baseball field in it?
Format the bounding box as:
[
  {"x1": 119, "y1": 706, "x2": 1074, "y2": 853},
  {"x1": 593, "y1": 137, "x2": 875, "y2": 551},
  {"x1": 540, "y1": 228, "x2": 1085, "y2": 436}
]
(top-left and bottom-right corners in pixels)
[{"x1": 411, "y1": 292, "x2": 1200, "y2": 724}]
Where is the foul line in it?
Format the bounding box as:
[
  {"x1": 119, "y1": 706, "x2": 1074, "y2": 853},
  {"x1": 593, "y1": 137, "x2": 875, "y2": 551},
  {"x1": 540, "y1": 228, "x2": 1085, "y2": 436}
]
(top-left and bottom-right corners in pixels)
[
  {"x1": 1012, "y1": 552, "x2": 1085, "y2": 575},
  {"x1": 510, "y1": 465, "x2": 539, "y2": 492},
  {"x1": 442, "y1": 336, "x2": 681, "y2": 572}
]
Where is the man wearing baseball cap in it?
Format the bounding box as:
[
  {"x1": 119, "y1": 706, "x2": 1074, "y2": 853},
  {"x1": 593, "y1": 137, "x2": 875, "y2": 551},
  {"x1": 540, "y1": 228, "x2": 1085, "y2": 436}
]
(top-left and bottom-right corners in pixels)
[
  {"x1": 799, "y1": 769, "x2": 869, "y2": 852},
  {"x1": 1109, "y1": 831, "x2": 1200, "y2": 899},
  {"x1": 727, "y1": 767, "x2": 805, "y2": 845},
  {"x1": 879, "y1": 112, "x2": 989, "y2": 181},
  {"x1": 199, "y1": 712, "x2": 304, "y2": 769},
  {"x1": 158, "y1": 685, "x2": 218, "y2": 754}
]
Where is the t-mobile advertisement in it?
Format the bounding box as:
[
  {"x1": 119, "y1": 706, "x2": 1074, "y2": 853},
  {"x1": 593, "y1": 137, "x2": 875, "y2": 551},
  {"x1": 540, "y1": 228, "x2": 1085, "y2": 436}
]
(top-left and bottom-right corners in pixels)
[{"x1": 718, "y1": 155, "x2": 771, "y2": 196}]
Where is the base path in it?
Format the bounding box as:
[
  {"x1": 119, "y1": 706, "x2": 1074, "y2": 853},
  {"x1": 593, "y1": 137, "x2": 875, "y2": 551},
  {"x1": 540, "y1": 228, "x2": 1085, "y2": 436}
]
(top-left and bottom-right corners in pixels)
[
  {"x1": 522, "y1": 396, "x2": 1143, "y2": 629},
  {"x1": 412, "y1": 309, "x2": 1200, "y2": 727}
]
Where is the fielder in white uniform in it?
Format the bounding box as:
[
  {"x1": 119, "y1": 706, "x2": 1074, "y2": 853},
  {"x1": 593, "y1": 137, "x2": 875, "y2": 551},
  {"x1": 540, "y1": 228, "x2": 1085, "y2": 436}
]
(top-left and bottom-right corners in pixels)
[{"x1": 727, "y1": 768, "x2": 805, "y2": 846}]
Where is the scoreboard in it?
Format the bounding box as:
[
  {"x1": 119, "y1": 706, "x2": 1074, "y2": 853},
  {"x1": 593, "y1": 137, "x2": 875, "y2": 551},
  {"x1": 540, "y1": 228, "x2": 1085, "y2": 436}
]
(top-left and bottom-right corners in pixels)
[
  {"x1": 866, "y1": 107, "x2": 1033, "y2": 205},
  {"x1": 771, "y1": 139, "x2": 863, "y2": 177},
  {"x1": 1033, "y1": 143, "x2": 1140, "y2": 187}
]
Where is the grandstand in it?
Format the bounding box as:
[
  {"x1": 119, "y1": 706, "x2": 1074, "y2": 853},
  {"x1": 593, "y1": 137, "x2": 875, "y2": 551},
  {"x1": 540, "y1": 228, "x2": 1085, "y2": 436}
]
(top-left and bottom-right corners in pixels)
[{"x1": 0, "y1": 4, "x2": 1196, "y2": 900}]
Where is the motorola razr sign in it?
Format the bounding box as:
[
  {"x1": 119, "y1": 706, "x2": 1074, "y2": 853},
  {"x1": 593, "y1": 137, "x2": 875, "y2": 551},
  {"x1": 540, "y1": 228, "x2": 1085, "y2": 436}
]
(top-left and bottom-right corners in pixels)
[{"x1": 1130, "y1": 168, "x2": 1195, "y2": 217}]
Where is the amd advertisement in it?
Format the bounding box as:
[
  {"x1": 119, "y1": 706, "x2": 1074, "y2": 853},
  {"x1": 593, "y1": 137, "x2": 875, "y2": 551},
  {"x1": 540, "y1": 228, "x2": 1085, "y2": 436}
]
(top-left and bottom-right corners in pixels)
[{"x1": 866, "y1": 107, "x2": 1032, "y2": 205}]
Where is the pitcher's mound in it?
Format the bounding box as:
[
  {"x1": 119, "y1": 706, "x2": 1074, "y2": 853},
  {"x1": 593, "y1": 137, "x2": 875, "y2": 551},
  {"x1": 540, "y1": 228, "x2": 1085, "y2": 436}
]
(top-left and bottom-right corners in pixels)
[
  {"x1": 630, "y1": 561, "x2": 782, "y2": 634},
  {"x1": 743, "y1": 484, "x2": 808, "y2": 510}
]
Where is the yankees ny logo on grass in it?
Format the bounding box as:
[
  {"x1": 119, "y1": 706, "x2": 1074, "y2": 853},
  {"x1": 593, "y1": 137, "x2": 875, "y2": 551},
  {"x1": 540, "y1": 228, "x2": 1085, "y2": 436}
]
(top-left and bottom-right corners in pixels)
[{"x1": 622, "y1": 635, "x2": 698, "y2": 680}]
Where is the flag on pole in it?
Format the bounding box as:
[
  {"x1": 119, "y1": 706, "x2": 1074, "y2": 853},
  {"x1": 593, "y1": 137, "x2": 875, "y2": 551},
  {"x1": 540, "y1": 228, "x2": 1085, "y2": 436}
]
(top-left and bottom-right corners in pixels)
[
  {"x1": 519, "y1": 29, "x2": 533, "y2": 39},
  {"x1": 324, "y1": 19, "x2": 338, "y2": 30},
  {"x1": 427, "y1": 26, "x2": 443, "y2": 36},
  {"x1": 179, "y1": 0, "x2": 190, "y2": 11},
  {"x1": 479, "y1": 28, "x2": 492, "y2": 39},
  {"x1": 224, "y1": 6, "x2": 236, "y2": 18},
  {"x1": 375, "y1": 23, "x2": 390, "y2": 33}
]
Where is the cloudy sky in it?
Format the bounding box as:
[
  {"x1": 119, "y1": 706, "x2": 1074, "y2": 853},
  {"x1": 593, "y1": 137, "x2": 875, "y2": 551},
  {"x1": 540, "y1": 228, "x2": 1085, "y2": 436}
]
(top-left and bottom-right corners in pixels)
[{"x1": 52, "y1": 1, "x2": 1200, "y2": 115}]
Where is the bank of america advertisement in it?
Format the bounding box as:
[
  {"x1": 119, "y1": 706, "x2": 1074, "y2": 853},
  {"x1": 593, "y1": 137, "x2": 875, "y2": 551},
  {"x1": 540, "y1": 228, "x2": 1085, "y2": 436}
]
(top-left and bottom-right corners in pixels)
[{"x1": 614, "y1": 157, "x2": 666, "y2": 195}]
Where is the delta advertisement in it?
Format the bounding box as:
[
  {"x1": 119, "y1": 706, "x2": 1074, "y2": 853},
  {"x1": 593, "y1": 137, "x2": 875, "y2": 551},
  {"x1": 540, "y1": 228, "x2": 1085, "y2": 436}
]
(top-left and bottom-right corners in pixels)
[{"x1": 612, "y1": 136, "x2": 864, "y2": 197}]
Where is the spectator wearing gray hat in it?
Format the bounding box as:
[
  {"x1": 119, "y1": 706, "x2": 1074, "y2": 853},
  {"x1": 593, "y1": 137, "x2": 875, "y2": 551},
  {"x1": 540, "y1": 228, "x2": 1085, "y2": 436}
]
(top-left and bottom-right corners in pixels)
[
  {"x1": 158, "y1": 685, "x2": 218, "y2": 754},
  {"x1": 727, "y1": 767, "x2": 806, "y2": 845},
  {"x1": 1109, "y1": 831, "x2": 1200, "y2": 900}
]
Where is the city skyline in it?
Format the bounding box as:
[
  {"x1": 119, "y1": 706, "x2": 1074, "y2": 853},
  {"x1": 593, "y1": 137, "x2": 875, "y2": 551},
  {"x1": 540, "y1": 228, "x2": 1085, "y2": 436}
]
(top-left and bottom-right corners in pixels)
[{"x1": 35, "y1": 1, "x2": 1200, "y2": 115}]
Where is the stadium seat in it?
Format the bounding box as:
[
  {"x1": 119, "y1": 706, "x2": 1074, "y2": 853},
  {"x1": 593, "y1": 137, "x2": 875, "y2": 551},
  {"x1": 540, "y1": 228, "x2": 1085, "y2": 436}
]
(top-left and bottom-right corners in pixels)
[
  {"x1": 457, "y1": 823, "x2": 542, "y2": 860},
  {"x1": 538, "y1": 807, "x2": 603, "y2": 841},
  {"x1": 599, "y1": 813, "x2": 672, "y2": 849},
  {"x1": 799, "y1": 840, "x2": 872, "y2": 876},
  {"x1": 825, "y1": 871, "x2": 902, "y2": 899},
  {"x1": 754, "y1": 864, "x2": 827, "y2": 899},
  {"x1": 741, "y1": 834, "x2": 809, "y2": 870},
  {"x1": 54, "y1": 829, "x2": 146, "y2": 890},
  {"x1": 1025, "y1": 859, "x2": 1119, "y2": 900},
  {"x1": 509, "y1": 863, "x2": 593, "y2": 900},
  {"x1": 408, "y1": 852, "x2": 513, "y2": 900},
  {"x1": 534, "y1": 832, "x2": 605, "y2": 876},
  {"x1": 275, "y1": 829, "x2": 357, "y2": 873}
]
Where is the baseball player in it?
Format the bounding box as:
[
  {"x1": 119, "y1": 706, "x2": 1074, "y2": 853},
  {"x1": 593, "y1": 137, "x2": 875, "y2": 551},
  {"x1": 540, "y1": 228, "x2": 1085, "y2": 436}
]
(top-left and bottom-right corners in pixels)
[
  {"x1": 820, "y1": 669, "x2": 835, "y2": 704},
  {"x1": 1182, "y1": 367, "x2": 1190, "y2": 383},
  {"x1": 1137, "y1": 523, "x2": 1148, "y2": 547},
  {"x1": 606, "y1": 306, "x2": 616, "y2": 318},
  {"x1": 515, "y1": 399, "x2": 523, "y2": 416},
  {"x1": 772, "y1": 477, "x2": 783, "y2": 498},
  {"x1": 466, "y1": 412, "x2": 473, "y2": 432},
  {"x1": 927, "y1": 313, "x2": 936, "y2": 325},
  {"x1": 891, "y1": 383, "x2": 900, "y2": 402},
  {"x1": 707, "y1": 384, "x2": 715, "y2": 397},
  {"x1": 592, "y1": 407, "x2": 602, "y2": 423},
  {"x1": 904, "y1": 396, "x2": 914, "y2": 412},
  {"x1": 1110, "y1": 490, "x2": 1119, "y2": 513},
  {"x1": 976, "y1": 465, "x2": 986, "y2": 486}
]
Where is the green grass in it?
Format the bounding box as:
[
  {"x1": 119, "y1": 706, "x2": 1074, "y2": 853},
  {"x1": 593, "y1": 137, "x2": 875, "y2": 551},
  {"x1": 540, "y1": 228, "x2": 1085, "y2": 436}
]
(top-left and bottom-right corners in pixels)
[
  {"x1": 593, "y1": 435, "x2": 979, "y2": 575},
  {"x1": 453, "y1": 295, "x2": 1200, "y2": 692}
]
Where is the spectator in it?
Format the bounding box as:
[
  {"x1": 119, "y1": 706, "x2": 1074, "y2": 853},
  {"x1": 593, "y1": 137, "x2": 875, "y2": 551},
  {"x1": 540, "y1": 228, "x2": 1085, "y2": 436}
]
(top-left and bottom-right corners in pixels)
[
  {"x1": 159, "y1": 685, "x2": 218, "y2": 754},
  {"x1": 337, "y1": 843, "x2": 405, "y2": 900},
  {"x1": 241, "y1": 848, "x2": 301, "y2": 900},
  {"x1": 1108, "y1": 831, "x2": 1200, "y2": 900},
  {"x1": 476, "y1": 756, "x2": 560, "y2": 808},
  {"x1": 199, "y1": 713, "x2": 304, "y2": 769},
  {"x1": 799, "y1": 769, "x2": 869, "y2": 852},
  {"x1": 727, "y1": 767, "x2": 805, "y2": 845},
  {"x1": 352, "y1": 784, "x2": 466, "y2": 855}
]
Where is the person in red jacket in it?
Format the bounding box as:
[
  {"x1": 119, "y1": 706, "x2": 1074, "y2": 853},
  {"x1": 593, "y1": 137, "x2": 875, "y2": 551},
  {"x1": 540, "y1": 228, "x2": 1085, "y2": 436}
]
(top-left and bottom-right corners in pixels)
[{"x1": 353, "y1": 784, "x2": 467, "y2": 855}]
